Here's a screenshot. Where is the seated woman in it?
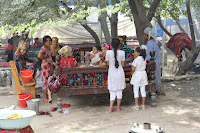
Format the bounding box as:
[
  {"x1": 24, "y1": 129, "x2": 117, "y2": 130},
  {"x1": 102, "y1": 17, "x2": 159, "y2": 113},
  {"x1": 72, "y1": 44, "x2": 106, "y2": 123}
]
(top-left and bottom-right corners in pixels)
[
  {"x1": 58, "y1": 45, "x2": 77, "y2": 68},
  {"x1": 14, "y1": 37, "x2": 37, "y2": 77},
  {"x1": 58, "y1": 46, "x2": 77, "y2": 86}
]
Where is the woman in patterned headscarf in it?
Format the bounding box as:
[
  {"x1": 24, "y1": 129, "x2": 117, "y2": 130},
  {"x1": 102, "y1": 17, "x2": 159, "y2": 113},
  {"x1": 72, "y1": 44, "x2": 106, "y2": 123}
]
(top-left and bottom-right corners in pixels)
[{"x1": 14, "y1": 37, "x2": 36, "y2": 73}]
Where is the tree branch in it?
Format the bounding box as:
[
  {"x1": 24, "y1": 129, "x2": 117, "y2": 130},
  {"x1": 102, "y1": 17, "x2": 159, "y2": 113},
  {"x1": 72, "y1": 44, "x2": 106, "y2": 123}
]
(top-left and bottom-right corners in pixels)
[
  {"x1": 60, "y1": 0, "x2": 100, "y2": 45},
  {"x1": 147, "y1": 0, "x2": 172, "y2": 37},
  {"x1": 155, "y1": 15, "x2": 173, "y2": 37},
  {"x1": 167, "y1": 9, "x2": 186, "y2": 33},
  {"x1": 60, "y1": 1, "x2": 72, "y2": 12},
  {"x1": 147, "y1": 0, "x2": 162, "y2": 21},
  {"x1": 186, "y1": 0, "x2": 196, "y2": 48}
]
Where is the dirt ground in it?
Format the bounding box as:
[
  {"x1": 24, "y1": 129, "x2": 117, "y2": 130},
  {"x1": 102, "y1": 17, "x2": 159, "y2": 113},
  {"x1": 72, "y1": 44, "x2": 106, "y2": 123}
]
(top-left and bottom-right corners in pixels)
[{"x1": 1, "y1": 77, "x2": 200, "y2": 133}]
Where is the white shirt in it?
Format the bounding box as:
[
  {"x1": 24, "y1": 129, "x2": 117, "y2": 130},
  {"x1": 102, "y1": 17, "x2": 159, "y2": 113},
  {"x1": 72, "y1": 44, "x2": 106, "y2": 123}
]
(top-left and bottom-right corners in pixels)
[
  {"x1": 130, "y1": 56, "x2": 148, "y2": 86},
  {"x1": 90, "y1": 51, "x2": 101, "y2": 63}
]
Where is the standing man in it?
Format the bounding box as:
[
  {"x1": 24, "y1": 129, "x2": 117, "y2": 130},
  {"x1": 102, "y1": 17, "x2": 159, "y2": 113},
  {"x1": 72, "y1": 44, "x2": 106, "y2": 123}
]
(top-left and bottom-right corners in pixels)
[{"x1": 144, "y1": 27, "x2": 161, "y2": 92}]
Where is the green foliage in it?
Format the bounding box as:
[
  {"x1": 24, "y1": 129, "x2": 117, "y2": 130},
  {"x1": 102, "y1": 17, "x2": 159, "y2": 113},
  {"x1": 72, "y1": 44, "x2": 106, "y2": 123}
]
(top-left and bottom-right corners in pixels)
[
  {"x1": 0, "y1": 0, "x2": 194, "y2": 38},
  {"x1": 155, "y1": 0, "x2": 186, "y2": 20},
  {"x1": 191, "y1": 0, "x2": 200, "y2": 21},
  {"x1": 0, "y1": 0, "x2": 61, "y2": 26},
  {"x1": 0, "y1": 0, "x2": 129, "y2": 38}
]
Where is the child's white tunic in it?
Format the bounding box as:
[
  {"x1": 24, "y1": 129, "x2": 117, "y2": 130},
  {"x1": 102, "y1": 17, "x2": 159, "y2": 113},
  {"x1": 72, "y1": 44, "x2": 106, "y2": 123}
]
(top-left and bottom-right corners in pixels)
[
  {"x1": 106, "y1": 50, "x2": 126, "y2": 91},
  {"x1": 130, "y1": 56, "x2": 148, "y2": 86}
]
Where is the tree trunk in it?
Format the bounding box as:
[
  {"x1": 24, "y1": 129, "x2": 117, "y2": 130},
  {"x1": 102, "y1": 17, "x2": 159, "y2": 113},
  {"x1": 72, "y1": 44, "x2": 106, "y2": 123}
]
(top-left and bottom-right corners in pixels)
[
  {"x1": 110, "y1": 0, "x2": 120, "y2": 39},
  {"x1": 81, "y1": 24, "x2": 100, "y2": 46},
  {"x1": 176, "y1": 0, "x2": 200, "y2": 75},
  {"x1": 110, "y1": 11, "x2": 118, "y2": 39},
  {"x1": 98, "y1": 11, "x2": 111, "y2": 44},
  {"x1": 128, "y1": 0, "x2": 152, "y2": 45},
  {"x1": 176, "y1": 48, "x2": 200, "y2": 75}
]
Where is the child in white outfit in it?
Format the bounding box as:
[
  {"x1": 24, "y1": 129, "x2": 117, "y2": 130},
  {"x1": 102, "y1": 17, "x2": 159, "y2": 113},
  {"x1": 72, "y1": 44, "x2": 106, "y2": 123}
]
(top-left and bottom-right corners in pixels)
[
  {"x1": 131, "y1": 47, "x2": 148, "y2": 110},
  {"x1": 106, "y1": 38, "x2": 125, "y2": 112},
  {"x1": 85, "y1": 46, "x2": 102, "y2": 67}
]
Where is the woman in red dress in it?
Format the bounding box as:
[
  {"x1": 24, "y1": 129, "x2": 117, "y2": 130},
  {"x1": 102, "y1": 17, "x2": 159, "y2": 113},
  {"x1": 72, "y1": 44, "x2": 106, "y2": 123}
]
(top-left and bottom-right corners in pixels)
[
  {"x1": 59, "y1": 46, "x2": 77, "y2": 68},
  {"x1": 58, "y1": 46, "x2": 77, "y2": 86}
]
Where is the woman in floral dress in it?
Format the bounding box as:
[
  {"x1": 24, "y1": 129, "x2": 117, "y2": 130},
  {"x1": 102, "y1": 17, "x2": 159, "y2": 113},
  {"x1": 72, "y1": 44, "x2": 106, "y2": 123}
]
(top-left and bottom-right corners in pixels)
[{"x1": 38, "y1": 35, "x2": 56, "y2": 103}]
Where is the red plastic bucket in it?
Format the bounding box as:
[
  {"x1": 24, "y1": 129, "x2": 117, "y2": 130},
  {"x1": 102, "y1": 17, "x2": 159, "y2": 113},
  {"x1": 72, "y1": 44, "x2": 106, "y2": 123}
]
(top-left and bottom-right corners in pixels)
[
  {"x1": 18, "y1": 93, "x2": 32, "y2": 107},
  {"x1": 20, "y1": 69, "x2": 34, "y2": 82}
]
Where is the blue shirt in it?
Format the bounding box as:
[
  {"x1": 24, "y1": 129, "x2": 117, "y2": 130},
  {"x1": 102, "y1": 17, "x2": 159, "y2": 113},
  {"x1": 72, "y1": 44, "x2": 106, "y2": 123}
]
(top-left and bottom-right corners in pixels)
[{"x1": 146, "y1": 39, "x2": 160, "y2": 65}]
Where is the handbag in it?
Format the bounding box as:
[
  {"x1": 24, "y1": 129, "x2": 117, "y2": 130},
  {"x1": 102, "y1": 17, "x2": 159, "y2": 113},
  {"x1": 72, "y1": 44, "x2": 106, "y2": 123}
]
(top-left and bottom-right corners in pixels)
[{"x1": 47, "y1": 75, "x2": 61, "y2": 93}]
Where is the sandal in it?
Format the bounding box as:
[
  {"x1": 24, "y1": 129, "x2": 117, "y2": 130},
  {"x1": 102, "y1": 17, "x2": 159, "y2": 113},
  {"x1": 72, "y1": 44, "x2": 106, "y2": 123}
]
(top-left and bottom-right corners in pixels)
[
  {"x1": 109, "y1": 107, "x2": 116, "y2": 112},
  {"x1": 117, "y1": 107, "x2": 121, "y2": 112},
  {"x1": 63, "y1": 103, "x2": 70, "y2": 107},
  {"x1": 133, "y1": 105, "x2": 139, "y2": 111},
  {"x1": 141, "y1": 105, "x2": 146, "y2": 110},
  {"x1": 37, "y1": 111, "x2": 52, "y2": 117},
  {"x1": 50, "y1": 107, "x2": 58, "y2": 112}
]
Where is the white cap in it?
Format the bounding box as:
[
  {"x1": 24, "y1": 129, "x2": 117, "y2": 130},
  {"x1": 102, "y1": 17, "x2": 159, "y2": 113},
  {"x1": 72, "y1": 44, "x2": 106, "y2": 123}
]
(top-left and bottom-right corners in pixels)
[{"x1": 140, "y1": 45, "x2": 147, "y2": 50}]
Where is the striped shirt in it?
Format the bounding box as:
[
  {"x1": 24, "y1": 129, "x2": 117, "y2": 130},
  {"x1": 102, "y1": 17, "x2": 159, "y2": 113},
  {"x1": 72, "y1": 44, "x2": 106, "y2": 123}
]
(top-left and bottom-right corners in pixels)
[{"x1": 120, "y1": 44, "x2": 134, "y2": 59}]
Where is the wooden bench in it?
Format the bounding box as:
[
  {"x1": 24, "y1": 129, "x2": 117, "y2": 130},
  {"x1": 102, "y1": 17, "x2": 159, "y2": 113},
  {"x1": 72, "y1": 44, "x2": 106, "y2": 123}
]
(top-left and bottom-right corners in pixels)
[
  {"x1": 55, "y1": 51, "x2": 157, "y2": 112},
  {"x1": 9, "y1": 61, "x2": 36, "y2": 105}
]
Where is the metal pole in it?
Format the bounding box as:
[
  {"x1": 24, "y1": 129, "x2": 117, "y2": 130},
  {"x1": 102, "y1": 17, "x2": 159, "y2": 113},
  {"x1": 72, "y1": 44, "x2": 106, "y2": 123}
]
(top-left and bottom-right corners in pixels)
[
  {"x1": 99, "y1": 21, "x2": 102, "y2": 44},
  {"x1": 162, "y1": 19, "x2": 166, "y2": 74}
]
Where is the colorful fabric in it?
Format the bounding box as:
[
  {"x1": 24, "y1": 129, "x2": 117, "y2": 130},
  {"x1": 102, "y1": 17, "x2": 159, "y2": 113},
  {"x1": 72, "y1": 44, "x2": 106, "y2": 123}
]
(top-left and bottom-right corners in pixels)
[
  {"x1": 166, "y1": 33, "x2": 192, "y2": 58},
  {"x1": 0, "y1": 62, "x2": 10, "y2": 67},
  {"x1": 0, "y1": 125, "x2": 34, "y2": 133},
  {"x1": 40, "y1": 46, "x2": 54, "y2": 90},
  {"x1": 7, "y1": 45, "x2": 14, "y2": 50},
  {"x1": 60, "y1": 57, "x2": 77, "y2": 86},
  {"x1": 73, "y1": 48, "x2": 81, "y2": 63},
  {"x1": 61, "y1": 72, "x2": 108, "y2": 86},
  {"x1": 120, "y1": 44, "x2": 134, "y2": 59},
  {"x1": 60, "y1": 58, "x2": 77, "y2": 68},
  {"x1": 59, "y1": 71, "x2": 135, "y2": 87},
  {"x1": 34, "y1": 40, "x2": 42, "y2": 48}
]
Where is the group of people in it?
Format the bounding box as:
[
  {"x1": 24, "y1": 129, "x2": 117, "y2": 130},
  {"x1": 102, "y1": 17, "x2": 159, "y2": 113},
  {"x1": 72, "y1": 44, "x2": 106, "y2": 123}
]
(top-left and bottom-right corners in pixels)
[
  {"x1": 12, "y1": 26, "x2": 161, "y2": 112},
  {"x1": 106, "y1": 27, "x2": 161, "y2": 112},
  {"x1": 14, "y1": 36, "x2": 60, "y2": 103}
]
